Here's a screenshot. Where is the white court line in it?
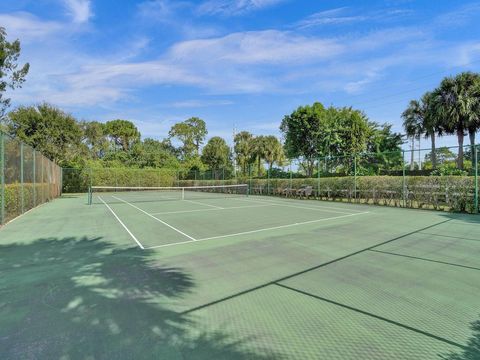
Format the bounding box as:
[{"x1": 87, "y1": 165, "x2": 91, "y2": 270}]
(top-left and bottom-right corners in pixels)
[
  {"x1": 98, "y1": 196, "x2": 144, "y2": 249},
  {"x1": 112, "y1": 195, "x2": 197, "y2": 241},
  {"x1": 151, "y1": 203, "x2": 273, "y2": 215},
  {"x1": 183, "y1": 199, "x2": 224, "y2": 209},
  {"x1": 144, "y1": 211, "x2": 370, "y2": 250},
  {"x1": 231, "y1": 197, "x2": 354, "y2": 215}
]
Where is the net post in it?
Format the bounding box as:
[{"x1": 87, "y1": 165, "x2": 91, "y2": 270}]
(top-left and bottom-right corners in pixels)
[
  {"x1": 182, "y1": 187, "x2": 185, "y2": 200},
  {"x1": 475, "y1": 144, "x2": 478, "y2": 214},
  {"x1": 402, "y1": 150, "x2": 406, "y2": 208},
  {"x1": 0, "y1": 132, "x2": 4, "y2": 225},
  {"x1": 20, "y1": 142, "x2": 24, "y2": 214}
]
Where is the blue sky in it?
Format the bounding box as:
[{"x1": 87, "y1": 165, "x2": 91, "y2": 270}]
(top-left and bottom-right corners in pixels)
[{"x1": 1, "y1": 0, "x2": 480, "y2": 149}]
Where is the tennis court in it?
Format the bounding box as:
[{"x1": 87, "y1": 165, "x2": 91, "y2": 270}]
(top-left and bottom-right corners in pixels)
[{"x1": 0, "y1": 186, "x2": 479, "y2": 359}]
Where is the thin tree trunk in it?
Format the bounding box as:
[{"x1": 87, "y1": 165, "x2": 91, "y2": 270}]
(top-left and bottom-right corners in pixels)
[
  {"x1": 457, "y1": 129, "x2": 464, "y2": 170},
  {"x1": 469, "y1": 130, "x2": 475, "y2": 162},
  {"x1": 430, "y1": 135, "x2": 436, "y2": 169}
]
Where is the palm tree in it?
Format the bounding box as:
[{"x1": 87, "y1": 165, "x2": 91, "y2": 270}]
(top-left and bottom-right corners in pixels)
[
  {"x1": 262, "y1": 135, "x2": 285, "y2": 171},
  {"x1": 250, "y1": 136, "x2": 266, "y2": 176},
  {"x1": 402, "y1": 100, "x2": 423, "y2": 170},
  {"x1": 402, "y1": 92, "x2": 442, "y2": 169},
  {"x1": 432, "y1": 72, "x2": 480, "y2": 169},
  {"x1": 234, "y1": 131, "x2": 253, "y2": 175}
]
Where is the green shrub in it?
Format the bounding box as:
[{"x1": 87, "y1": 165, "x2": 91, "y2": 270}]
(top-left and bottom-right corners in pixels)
[
  {"x1": 1, "y1": 183, "x2": 55, "y2": 223},
  {"x1": 180, "y1": 175, "x2": 476, "y2": 213}
]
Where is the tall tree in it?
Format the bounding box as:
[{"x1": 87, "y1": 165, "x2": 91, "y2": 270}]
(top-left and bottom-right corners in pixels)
[
  {"x1": 330, "y1": 107, "x2": 371, "y2": 155},
  {"x1": 0, "y1": 27, "x2": 29, "y2": 120},
  {"x1": 82, "y1": 121, "x2": 108, "y2": 159},
  {"x1": 169, "y1": 118, "x2": 208, "y2": 158},
  {"x1": 250, "y1": 135, "x2": 267, "y2": 175},
  {"x1": 130, "y1": 138, "x2": 179, "y2": 168},
  {"x1": 262, "y1": 135, "x2": 285, "y2": 171},
  {"x1": 432, "y1": 72, "x2": 480, "y2": 169},
  {"x1": 7, "y1": 103, "x2": 83, "y2": 164},
  {"x1": 234, "y1": 131, "x2": 254, "y2": 175},
  {"x1": 402, "y1": 92, "x2": 441, "y2": 168},
  {"x1": 105, "y1": 119, "x2": 140, "y2": 151},
  {"x1": 201, "y1": 136, "x2": 231, "y2": 171},
  {"x1": 185, "y1": 117, "x2": 207, "y2": 155},
  {"x1": 280, "y1": 102, "x2": 326, "y2": 176},
  {"x1": 402, "y1": 100, "x2": 422, "y2": 170}
]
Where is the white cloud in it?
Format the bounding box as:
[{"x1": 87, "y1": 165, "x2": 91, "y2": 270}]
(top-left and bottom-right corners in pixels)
[
  {"x1": 63, "y1": 0, "x2": 92, "y2": 24},
  {"x1": 137, "y1": 0, "x2": 184, "y2": 22},
  {"x1": 8, "y1": 5, "x2": 478, "y2": 112},
  {"x1": 197, "y1": 0, "x2": 286, "y2": 16},
  {"x1": 0, "y1": 12, "x2": 63, "y2": 41},
  {"x1": 296, "y1": 7, "x2": 366, "y2": 28},
  {"x1": 344, "y1": 71, "x2": 381, "y2": 94},
  {"x1": 169, "y1": 30, "x2": 344, "y2": 65},
  {"x1": 454, "y1": 42, "x2": 480, "y2": 67},
  {"x1": 170, "y1": 99, "x2": 234, "y2": 108},
  {"x1": 435, "y1": 2, "x2": 480, "y2": 28}
]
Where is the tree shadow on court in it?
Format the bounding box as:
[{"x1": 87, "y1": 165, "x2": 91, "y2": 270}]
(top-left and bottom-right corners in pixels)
[
  {"x1": 440, "y1": 317, "x2": 480, "y2": 360},
  {"x1": 0, "y1": 237, "x2": 280, "y2": 359},
  {"x1": 440, "y1": 212, "x2": 480, "y2": 224}
]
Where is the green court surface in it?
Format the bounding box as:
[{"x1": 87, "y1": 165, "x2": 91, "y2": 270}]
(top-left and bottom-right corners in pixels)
[{"x1": 0, "y1": 192, "x2": 479, "y2": 359}]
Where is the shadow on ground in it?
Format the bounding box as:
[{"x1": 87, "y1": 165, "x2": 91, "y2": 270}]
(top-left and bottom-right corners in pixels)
[
  {"x1": 441, "y1": 318, "x2": 480, "y2": 359},
  {"x1": 0, "y1": 237, "x2": 279, "y2": 359}
]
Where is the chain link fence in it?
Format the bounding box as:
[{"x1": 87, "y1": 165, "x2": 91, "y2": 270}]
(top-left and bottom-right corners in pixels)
[
  {"x1": 61, "y1": 145, "x2": 479, "y2": 214},
  {"x1": 0, "y1": 132, "x2": 62, "y2": 225}
]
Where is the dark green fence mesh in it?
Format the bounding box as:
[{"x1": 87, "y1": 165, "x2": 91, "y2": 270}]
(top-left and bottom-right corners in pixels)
[{"x1": 0, "y1": 132, "x2": 62, "y2": 225}]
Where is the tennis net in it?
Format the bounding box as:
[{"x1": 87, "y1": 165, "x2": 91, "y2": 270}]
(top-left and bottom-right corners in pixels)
[{"x1": 89, "y1": 184, "x2": 249, "y2": 205}]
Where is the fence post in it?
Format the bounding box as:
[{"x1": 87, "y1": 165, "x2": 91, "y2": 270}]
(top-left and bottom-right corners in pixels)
[
  {"x1": 317, "y1": 158, "x2": 320, "y2": 199},
  {"x1": 402, "y1": 150, "x2": 406, "y2": 208},
  {"x1": 20, "y1": 142, "x2": 24, "y2": 214},
  {"x1": 267, "y1": 167, "x2": 270, "y2": 195},
  {"x1": 88, "y1": 167, "x2": 93, "y2": 205},
  {"x1": 249, "y1": 164, "x2": 252, "y2": 195},
  {"x1": 353, "y1": 154, "x2": 357, "y2": 201},
  {"x1": 475, "y1": 144, "x2": 478, "y2": 214},
  {"x1": 33, "y1": 149, "x2": 36, "y2": 208},
  {"x1": 289, "y1": 163, "x2": 292, "y2": 189},
  {"x1": 0, "y1": 133, "x2": 4, "y2": 225}
]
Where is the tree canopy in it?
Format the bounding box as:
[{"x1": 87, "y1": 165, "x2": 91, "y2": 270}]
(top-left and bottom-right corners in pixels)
[
  {"x1": 6, "y1": 103, "x2": 83, "y2": 165},
  {"x1": 169, "y1": 117, "x2": 207, "y2": 159},
  {"x1": 0, "y1": 27, "x2": 29, "y2": 120},
  {"x1": 201, "y1": 136, "x2": 231, "y2": 171}
]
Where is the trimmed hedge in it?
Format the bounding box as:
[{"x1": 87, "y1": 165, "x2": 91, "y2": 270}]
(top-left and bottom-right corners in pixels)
[
  {"x1": 178, "y1": 175, "x2": 477, "y2": 213},
  {"x1": 62, "y1": 168, "x2": 177, "y2": 193}
]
